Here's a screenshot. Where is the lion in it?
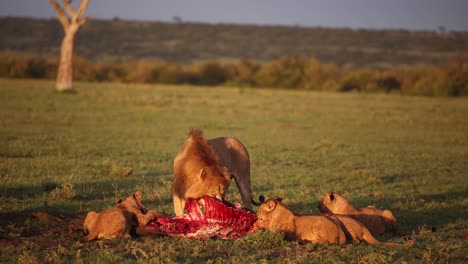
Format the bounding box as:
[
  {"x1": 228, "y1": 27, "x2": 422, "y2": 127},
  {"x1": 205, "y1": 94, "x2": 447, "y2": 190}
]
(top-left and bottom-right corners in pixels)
[
  {"x1": 172, "y1": 129, "x2": 254, "y2": 216},
  {"x1": 318, "y1": 192, "x2": 399, "y2": 236},
  {"x1": 254, "y1": 198, "x2": 347, "y2": 245},
  {"x1": 81, "y1": 191, "x2": 159, "y2": 241},
  {"x1": 324, "y1": 214, "x2": 399, "y2": 245}
]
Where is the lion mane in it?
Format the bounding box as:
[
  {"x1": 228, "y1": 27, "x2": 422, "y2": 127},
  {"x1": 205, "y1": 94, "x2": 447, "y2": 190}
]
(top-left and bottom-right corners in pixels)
[
  {"x1": 172, "y1": 129, "x2": 255, "y2": 216},
  {"x1": 172, "y1": 130, "x2": 232, "y2": 215}
]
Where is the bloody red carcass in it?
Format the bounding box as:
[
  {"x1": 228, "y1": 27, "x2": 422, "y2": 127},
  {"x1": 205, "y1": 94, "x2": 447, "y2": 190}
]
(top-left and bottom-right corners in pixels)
[{"x1": 146, "y1": 195, "x2": 257, "y2": 240}]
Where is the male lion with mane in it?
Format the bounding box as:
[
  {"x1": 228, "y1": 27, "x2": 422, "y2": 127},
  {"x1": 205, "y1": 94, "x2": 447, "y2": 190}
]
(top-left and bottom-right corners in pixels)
[
  {"x1": 172, "y1": 129, "x2": 254, "y2": 216},
  {"x1": 81, "y1": 191, "x2": 159, "y2": 241}
]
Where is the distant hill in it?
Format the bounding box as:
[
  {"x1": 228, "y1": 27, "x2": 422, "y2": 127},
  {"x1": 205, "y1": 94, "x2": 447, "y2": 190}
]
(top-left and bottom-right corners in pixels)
[{"x1": 1, "y1": 17, "x2": 467, "y2": 67}]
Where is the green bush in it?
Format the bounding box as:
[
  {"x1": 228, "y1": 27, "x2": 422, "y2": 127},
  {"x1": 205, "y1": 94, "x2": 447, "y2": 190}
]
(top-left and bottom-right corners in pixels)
[
  {"x1": 0, "y1": 52, "x2": 466, "y2": 97},
  {"x1": 157, "y1": 63, "x2": 188, "y2": 84},
  {"x1": 225, "y1": 59, "x2": 259, "y2": 87},
  {"x1": 301, "y1": 58, "x2": 341, "y2": 91},
  {"x1": 195, "y1": 61, "x2": 229, "y2": 86},
  {"x1": 376, "y1": 72, "x2": 401, "y2": 93},
  {"x1": 0, "y1": 52, "x2": 41, "y2": 78},
  {"x1": 339, "y1": 68, "x2": 377, "y2": 92},
  {"x1": 439, "y1": 56, "x2": 468, "y2": 96},
  {"x1": 254, "y1": 56, "x2": 305, "y2": 89},
  {"x1": 74, "y1": 56, "x2": 97, "y2": 82},
  {"x1": 93, "y1": 61, "x2": 127, "y2": 82},
  {"x1": 124, "y1": 60, "x2": 165, "y2": 83}
]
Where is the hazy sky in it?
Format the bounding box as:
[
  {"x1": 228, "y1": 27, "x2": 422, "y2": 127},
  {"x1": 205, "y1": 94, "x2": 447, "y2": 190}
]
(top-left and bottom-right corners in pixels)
[{"x1": 1, "y1": 0, "x2": 467, "y2": 31}]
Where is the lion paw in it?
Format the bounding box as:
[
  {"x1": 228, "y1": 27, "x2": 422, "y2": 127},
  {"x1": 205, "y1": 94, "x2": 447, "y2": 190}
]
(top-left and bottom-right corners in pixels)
[{"x1": 147, "y1": 209, "x2": 160, "y2": 220}]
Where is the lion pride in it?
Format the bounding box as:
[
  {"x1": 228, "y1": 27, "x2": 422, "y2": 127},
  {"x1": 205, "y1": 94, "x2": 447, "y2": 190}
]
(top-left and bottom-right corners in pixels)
[
  {"x1": 318, "y1": 192, "x2": 399, "y2": 236},
  {"x1": 255, "y1": 198, "x2": 347, "y2": 245},
  {"x1": 172, "y1": 129, "x2": 253, "y2": 216}
]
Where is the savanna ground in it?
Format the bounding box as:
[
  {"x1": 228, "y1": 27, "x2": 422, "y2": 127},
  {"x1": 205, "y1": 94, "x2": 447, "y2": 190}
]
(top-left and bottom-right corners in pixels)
[{"x1": 0, "y1": 78, "x2": 466, "y2": 263}]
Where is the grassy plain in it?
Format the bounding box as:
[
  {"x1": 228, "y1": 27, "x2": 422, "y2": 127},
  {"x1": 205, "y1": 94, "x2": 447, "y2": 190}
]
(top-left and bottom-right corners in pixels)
[{"x1": 0, "y1": 78, "x2": 467, "y2": 263}]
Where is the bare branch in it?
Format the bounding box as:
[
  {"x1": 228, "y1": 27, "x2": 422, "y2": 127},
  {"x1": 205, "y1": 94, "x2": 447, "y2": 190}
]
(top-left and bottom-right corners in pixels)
[
  {"x1": 76, "y1": 0, "x2": 90, "y2": 19},
  {"x1": 77, "y1": 15, "x2": 91, "y2": 26},
  {"x1": 61, "y1": 0, "x2": 76, "y2": 16},
  {"x1": 48, "y1": 0, "x2": 70, "y2": 30}
]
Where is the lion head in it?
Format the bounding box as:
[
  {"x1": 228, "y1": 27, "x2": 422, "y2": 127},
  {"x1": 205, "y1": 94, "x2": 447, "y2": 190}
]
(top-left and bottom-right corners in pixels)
[
  {"x1": 254, "y1": 198, "x2": 285, "y2": 230},
  {"x1": 117, "y1": 191, "x2": 148, "y2": 214},
  {"x1": 318, "y1": 192, "x2": 354, "y2": 214},
  {"x1": 184, "y1": 166, "x2": 231, "y2": 200},
  {"x1": 173, "y1": 130, "x2": 233, "y2": 201}
]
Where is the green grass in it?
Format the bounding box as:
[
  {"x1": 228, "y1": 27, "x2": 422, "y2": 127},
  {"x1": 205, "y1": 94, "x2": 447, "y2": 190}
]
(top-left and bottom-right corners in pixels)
[{"x1": 0, "y1": 78, "x2": 467, "y2": 263}]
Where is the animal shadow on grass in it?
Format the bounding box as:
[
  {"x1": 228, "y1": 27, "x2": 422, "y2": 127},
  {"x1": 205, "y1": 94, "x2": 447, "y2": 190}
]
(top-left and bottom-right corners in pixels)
[
  {"x1": 0, "y1": 174, "x2": 168, "y2": 223},
  {"x1": 0, "y1": 178, "x2": 140, "y2": 201},
  {"x1": 0, "y1": 175, "x2": 171, "y2": 244},
  {"x1": 400, "y1": 191, "x2": 467, "y2": 229},
  {"x1": 379, "y1": 173, "x2": 466, "y2": 230}
]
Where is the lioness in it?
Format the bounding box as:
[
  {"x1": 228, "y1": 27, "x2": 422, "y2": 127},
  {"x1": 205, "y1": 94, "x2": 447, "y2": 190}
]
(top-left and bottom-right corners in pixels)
[
  {"x1": 318, "y1": 192, "x2": 399, "y2": 236},
  {"x1": 81, "y1": 191, "x2": 159, "y2": 241},
  {"x1": 172, "y1": 129, "x2": 254, "y2": 216},
  {"x1": 255, "y1": 198, "x2": 346, "y2": 245}
]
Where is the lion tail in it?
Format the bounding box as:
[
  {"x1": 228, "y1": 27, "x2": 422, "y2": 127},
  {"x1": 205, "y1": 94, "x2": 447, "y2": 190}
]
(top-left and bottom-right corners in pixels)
[
  {"x1": 361, "y1": 226, "x2": 384, "y2": 245},
  {"x1": 80, "y1": 232, "x2": 98, "y2": 242},
  {"x1": 361, "y1": 225, "x2": 400, "y2": 246},
  {"x1": 251, "y1": 194, "x2": 265, "y2": 206}
]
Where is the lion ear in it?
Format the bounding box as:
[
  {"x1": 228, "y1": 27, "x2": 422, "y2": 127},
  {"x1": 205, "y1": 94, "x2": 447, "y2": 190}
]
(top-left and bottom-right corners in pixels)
[
  {"x1": 330, "y1": 192, "x2": 335, "y2": 201},
  {"x1": 198, "y1": 168, "x2": 207, "y2": 181},
  {"x1": 265, "y1": 199, "x2": 277, "y2": 212},
  {"x1": 259, "y1": 194, "x2": 265, "y2": 203},
  {"x1": 134, "y1": 191, "x2": 142, "y2": 202},
  {"x1": 116, "y1": 198, "x2": 123, "y2": 204}
]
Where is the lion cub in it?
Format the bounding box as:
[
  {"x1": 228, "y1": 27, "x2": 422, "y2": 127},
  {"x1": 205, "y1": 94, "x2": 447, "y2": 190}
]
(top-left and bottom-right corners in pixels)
[
  {"x1": 81, "y1": 191, "x2": 159, "y2": 241},
  {"x1": 324, "y1": 214, "x2": 398, "y2": 245},
  {"x1": 318, "y1": 192, "x2": 399, "y2": 236},
  {"x1": 255, "y1": 198, "x2": 346, "y2": 245}
]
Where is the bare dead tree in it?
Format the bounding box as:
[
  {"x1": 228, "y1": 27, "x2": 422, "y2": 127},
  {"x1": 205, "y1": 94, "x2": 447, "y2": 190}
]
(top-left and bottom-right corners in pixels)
[{"x1": 49, "y1": 0, "x2": 90, "y2": 92}]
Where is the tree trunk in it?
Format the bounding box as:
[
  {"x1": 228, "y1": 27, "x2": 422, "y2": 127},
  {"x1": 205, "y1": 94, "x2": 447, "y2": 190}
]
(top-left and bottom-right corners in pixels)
[
  {"x1": 49, "y1": 0, "x2": 90, "y2": 92},
  {"x1": 56, "y1": 30, "x2": 76, "y2": 92}
]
